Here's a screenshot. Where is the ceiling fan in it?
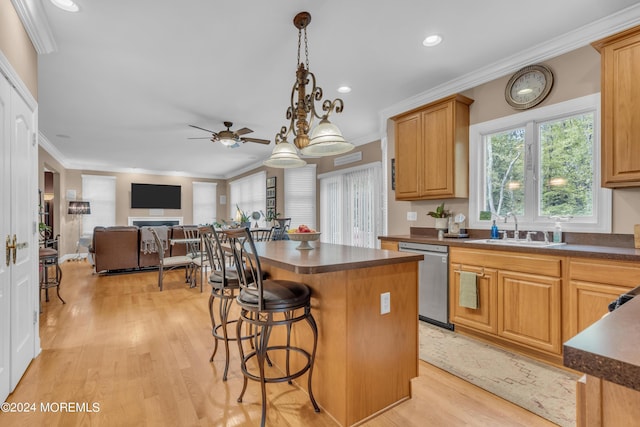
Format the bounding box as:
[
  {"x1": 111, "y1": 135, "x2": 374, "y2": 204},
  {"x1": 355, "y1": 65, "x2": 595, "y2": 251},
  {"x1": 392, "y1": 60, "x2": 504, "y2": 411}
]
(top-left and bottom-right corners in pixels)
[{"x1": 188, "y1": 121, "x2": 271, "y2": 148}]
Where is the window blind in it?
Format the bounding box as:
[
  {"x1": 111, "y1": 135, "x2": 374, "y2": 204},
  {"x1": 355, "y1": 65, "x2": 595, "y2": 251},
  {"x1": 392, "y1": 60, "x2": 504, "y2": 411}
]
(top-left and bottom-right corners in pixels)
[
  {"x1": 192, "y1": 181, "x2": 217, "y2": 225},
  {"x1": 284, "y1": 165, "x2": 316, "y2": 229},
  {"x1": 81, "y1": 174, "x2": 116, "y2": 235},
  {"x1": 319, "y1": 162, "x2": 382, "y2": 248},
  {"x1": 228, "y1": 171, "x2": 266, "y2": 225}
]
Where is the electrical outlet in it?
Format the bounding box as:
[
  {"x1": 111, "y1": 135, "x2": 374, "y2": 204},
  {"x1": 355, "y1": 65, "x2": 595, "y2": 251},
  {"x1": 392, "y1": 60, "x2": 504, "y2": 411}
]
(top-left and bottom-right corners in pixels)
[
  {"x1": 380, "y1": 292, "x2": 391, "y2": 314},
  {"x1": 407, "y1": 211, "x2": 417, "y2": 221}
]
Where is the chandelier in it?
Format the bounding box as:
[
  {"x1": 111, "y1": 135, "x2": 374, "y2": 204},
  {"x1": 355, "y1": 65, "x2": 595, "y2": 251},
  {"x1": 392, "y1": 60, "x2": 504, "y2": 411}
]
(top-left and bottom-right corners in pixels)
[{"x1": 264, "y1": 11, "x2": 353, "y2": 169}]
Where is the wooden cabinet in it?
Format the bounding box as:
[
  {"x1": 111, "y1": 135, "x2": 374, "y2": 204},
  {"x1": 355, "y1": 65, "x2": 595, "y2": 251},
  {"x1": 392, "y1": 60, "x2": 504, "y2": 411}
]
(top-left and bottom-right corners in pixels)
[
  {"x1": 593, "y1": 26, "x2": 640, "y2": 187},
  {"x1": 380, "y1": 240, "x2": 398, "y2": 251},
  {"x1": 568, "y1": 258, "x2": 639, "y2": 337},
  {"x1": 450, "y1": 262, "x2": 498, "y2": 334},
  {"x1": 392, "y1": 94, "x2": 473, "y2": 200},
  {"x1": 449, "y1": 248, "x2": 563, "y2": 359},
  {"x1": 498, "y1": 270, "x2": 562, "y2": 355}
]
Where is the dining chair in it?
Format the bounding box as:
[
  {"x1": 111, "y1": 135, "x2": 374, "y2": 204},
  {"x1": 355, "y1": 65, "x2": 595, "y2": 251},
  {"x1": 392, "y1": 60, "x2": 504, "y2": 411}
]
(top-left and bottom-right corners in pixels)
[
  {"x1": 184, "y1": 226, "x2": 209, "y2": 292},
  {"x1": 250, "y1": 227, "x2": 274, "y2": 242},
  {"x1": 148, "y1": 227, "x2": 194, "y2": 291},
  {"x1": 271, "y1": 218, "x2": 291, "y2": 240},
  {"x1": 224, "y1": 227, "x2": 319, "y2": 427}
]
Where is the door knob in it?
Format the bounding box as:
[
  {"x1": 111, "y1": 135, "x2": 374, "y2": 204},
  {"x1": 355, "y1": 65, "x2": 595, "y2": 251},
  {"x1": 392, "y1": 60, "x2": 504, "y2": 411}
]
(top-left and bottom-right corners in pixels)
[{"x1": 6, "y1": 235, "x2": 15, "y2": 267}]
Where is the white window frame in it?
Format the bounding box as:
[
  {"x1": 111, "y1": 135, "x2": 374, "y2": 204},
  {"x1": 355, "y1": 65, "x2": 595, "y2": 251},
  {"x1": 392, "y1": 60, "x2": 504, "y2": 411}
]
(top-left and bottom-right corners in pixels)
[
  {"x1": 192, "y1": 181, "x2": 217, "y2": 225},
  {"x1": 468, "y1": 93, "x2": 611, "y2": 233}
]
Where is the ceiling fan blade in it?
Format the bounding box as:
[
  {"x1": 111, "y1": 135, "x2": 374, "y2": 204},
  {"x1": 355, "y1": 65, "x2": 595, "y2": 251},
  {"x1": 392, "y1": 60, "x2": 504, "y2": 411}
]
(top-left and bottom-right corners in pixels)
[
  {"x1": 241, "y1": 137, "x2": 271, "y2": 145},
  {"x1": 235, "y1": 127, "x2": 253, "y2": 136},
  {"x1": 187, "y1": 137, "x2": 212, "y2": 140},
  {"x1": 189, "y1": 124, "x2": 217, "y2": 134}
]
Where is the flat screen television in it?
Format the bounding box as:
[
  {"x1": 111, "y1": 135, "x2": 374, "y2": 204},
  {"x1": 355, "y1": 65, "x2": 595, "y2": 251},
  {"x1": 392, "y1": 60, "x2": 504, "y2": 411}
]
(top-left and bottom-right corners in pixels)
[{"x1": 131, "y1": 183, "x2": 181, "y2": 209}]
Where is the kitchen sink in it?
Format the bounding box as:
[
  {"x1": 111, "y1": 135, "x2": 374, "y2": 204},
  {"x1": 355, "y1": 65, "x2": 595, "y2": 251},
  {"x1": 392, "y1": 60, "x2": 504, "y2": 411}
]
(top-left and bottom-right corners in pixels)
[{"x1": 464, "y1": 239, "x2": 567, "y2": 248}]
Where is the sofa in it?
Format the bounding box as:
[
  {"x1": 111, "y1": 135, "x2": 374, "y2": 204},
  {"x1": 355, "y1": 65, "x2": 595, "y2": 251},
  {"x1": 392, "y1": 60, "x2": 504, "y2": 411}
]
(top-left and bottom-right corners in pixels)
[{"x1": 90, "y1": 225, "x2": 196, "y2": 274}]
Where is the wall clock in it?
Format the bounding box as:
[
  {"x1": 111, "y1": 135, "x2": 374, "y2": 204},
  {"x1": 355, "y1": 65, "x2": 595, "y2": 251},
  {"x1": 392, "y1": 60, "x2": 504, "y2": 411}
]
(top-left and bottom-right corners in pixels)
[{"x1": 505, "y1": 64, "x2": 554, "y2": 110}]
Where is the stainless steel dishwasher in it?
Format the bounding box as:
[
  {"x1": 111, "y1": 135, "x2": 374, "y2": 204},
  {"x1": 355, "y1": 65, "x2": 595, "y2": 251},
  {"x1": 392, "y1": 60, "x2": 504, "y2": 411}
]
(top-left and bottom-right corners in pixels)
[{"x1": 398, "y1": 242, "x2": 452, "y2": 330}]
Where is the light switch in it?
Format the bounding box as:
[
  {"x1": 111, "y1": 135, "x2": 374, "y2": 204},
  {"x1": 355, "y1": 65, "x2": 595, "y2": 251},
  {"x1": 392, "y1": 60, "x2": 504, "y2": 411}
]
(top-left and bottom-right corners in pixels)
[{"x1": 407, "y1": 211, "x2": 417, "y2": 221}]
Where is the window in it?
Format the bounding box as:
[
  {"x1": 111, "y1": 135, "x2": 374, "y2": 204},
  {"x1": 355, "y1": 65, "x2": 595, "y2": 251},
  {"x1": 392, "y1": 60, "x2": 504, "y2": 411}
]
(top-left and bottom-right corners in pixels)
[
  {"x1": 469, "y1": 93, "x2": 611, "y2": 233},
  {"x1": 81, "y1": 174, "x2": 116, "y2": 235},
  {"x1": 319, "y1": 162, "x2": 383, "y2": 248},
  {"x1": 192, "y1": 182, "x2": 217, "y2": 225},
  {"x1": 228, "y1": 171, "x2": 266, "y2": 225},
  {"x1": 285, "y1": 165, "x2": 316, "y2": 229}
]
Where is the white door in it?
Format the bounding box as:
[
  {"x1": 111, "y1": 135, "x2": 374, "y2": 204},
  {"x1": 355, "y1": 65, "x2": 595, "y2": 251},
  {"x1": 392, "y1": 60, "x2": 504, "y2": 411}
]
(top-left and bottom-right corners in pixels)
[
  {"x1": 0, "y1": 72, "x2": 37, "y2": 402},
  {"x1": 9, "y1": 85, "x2": 37, "y2": 391},
  {"x1": 0, "y1": 66, "x2": 11, "y2": 403}
]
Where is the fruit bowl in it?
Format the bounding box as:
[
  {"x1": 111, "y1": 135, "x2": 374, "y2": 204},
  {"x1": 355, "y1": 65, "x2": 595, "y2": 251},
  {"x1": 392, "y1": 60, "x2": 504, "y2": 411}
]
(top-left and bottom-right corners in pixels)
[{"x1": 287, "y1": 232, "x2": 321, "y2": 250}]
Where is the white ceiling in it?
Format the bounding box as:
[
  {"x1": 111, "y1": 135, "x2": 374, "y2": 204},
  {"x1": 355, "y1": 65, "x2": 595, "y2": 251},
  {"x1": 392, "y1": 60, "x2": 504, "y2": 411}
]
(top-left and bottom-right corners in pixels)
[{"x1": 29, "y1": 0, "x2": 640, "y2": 178}]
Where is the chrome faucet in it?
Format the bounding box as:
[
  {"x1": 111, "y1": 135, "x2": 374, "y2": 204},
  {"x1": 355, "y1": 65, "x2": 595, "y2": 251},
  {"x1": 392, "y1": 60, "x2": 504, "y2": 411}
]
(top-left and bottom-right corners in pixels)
[{"x1": 505, "y1": 212, "x2": 519, "y2": 240}]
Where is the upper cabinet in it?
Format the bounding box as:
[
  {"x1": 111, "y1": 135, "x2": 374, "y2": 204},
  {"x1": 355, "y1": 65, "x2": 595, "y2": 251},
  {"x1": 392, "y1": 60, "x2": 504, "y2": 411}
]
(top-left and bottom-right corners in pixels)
[
  {"x1": 392, "y1": 94, "x2": 474, "y2": 200},
  {"x1": 593, "y1": 26, "x2": 640, "y2": 188}
]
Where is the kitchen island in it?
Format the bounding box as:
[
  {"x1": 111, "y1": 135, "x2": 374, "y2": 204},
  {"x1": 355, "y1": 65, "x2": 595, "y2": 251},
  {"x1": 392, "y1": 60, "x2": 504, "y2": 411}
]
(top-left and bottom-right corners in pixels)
[{"x1": 252, "y1": 240, "x2": 423, "y2": 427}]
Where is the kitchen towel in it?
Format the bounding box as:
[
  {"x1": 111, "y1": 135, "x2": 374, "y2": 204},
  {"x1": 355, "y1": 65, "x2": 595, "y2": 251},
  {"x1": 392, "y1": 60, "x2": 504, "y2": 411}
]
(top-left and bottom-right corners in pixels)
[{"x1": 459, "y1": 271, "x2": 478, "y2": 309}]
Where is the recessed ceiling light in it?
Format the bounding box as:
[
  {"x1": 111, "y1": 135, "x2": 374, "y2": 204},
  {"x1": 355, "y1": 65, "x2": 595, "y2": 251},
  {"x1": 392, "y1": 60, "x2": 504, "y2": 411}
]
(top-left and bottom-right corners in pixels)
[
  {"x1": 50, "y1": 0, "x2": 80, "y2": 12},
  {"x1": 337, "y1": 86, "x2": 351, "y2": 94},
  {"x1": 422, "y1": 34, "x2": 442, "y2": 47}
]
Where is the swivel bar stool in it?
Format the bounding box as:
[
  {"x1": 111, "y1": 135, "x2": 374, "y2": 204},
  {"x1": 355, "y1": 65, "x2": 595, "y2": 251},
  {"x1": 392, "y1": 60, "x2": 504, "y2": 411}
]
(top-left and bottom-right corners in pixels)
[
  {"x1": 224, "y1": 227, "x2": 319, "y2": 427},
  {"x1": 202, "y1": 226, "x2": 255, "y2": 381}
]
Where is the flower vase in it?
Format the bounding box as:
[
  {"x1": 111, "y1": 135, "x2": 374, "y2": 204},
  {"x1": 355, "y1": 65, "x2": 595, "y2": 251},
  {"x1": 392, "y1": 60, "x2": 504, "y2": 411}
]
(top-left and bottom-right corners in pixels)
[{"x1": 434, "y1": 217, "x2": 448, "y2": 231}]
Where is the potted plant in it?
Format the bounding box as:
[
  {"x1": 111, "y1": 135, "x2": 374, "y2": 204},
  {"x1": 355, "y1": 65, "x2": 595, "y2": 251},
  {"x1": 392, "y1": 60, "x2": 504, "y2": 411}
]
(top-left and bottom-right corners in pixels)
[
  {"x1": 235, "y1": 205, "x2": 251, "y2": 228},
  {"x1": 427, "y1": 202, "x2": 450, "y2": 230}
]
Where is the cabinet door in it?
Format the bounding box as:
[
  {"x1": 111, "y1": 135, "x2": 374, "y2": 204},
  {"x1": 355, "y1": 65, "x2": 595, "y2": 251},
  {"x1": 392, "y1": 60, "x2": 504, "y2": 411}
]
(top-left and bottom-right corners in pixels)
[
  {"x1": 450, "y1": 263, "x2": 497, "y2": 334},
  {"x1": 498, "y1": 271, "x2": 562, "y2": 354},
  {"x1": 394, "y1": 112, "x2": 421, "y2": 199},
  {"x1": 598, "y1": 28, "x2": 640, "y2": 187},
  {"x1": 420, "y1": 101, "x2": 453, "y2": 197},
  {"x1": 569, "y1": 280, "x2": 631, "y2": 334}
]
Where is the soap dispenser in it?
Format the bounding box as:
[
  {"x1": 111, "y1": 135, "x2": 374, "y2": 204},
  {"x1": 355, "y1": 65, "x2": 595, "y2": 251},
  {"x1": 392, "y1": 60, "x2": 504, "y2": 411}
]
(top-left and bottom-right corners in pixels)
[
  {"x1": 491, "y1": 220, "x2": 499, "y2": 239},
  {"x1": 553, "y1": 220, "x2": 563, "y2": 243}
]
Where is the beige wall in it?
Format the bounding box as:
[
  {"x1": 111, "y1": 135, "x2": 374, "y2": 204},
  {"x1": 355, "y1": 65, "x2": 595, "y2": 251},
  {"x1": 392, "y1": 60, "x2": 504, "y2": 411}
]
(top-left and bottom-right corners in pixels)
[
  {"x1": 0, "y1": 0, "x2": 37, "y2": 99},
  {"x1": 386, "y1": 44, "x2": 640, "y2": 236}
]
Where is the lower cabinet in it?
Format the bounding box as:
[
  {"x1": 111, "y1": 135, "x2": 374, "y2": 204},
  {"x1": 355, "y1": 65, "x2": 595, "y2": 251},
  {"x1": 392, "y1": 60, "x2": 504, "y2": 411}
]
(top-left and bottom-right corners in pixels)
[
  {"x1": 568, "y1": 258, "x2": 638, "y2": 337},
  {"x1": 450, "y1": 263, "x2": 497, "y2": 334},
  {"x1": 380, "y1": 240, "x2": 398, "y2": 251},
  {"x1": 449, "y1": 247, "x2": 563, "y2": 361},
  {"x1": 498, "y1": 270, "x2": 562, "y2": 355}
]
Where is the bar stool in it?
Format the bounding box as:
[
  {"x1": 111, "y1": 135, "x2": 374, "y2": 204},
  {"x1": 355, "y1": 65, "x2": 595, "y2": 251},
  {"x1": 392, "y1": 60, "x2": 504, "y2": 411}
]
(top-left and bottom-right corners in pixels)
[
  {"x1": 224, "y1": 227, "x2": 319, "y2": 427},
  {"x1": 39, "y1": 235, "x2": 65, "y2": 309},
  {"x1": 202, "y1": 226, "x2": 256, "y2": 381}
]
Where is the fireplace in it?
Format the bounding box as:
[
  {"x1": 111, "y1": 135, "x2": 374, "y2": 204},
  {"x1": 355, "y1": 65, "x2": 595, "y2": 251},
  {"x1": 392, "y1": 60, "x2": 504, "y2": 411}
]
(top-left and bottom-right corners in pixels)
[{"x1": 128, "y1": 216, "x2": 183, "y2": 227}]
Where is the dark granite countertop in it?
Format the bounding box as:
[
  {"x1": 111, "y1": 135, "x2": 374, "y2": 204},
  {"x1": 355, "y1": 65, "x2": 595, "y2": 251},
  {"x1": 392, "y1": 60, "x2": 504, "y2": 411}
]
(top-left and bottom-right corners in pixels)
[
  {"x1": 380, "y1": 228, "x2": 640, "y2": 262},
  {"x1": 563, "y1": 296, "x2": 640, "y2": 391},
  {"x1": 254, "y1": 240, "x2": 424, "y2": 274}
]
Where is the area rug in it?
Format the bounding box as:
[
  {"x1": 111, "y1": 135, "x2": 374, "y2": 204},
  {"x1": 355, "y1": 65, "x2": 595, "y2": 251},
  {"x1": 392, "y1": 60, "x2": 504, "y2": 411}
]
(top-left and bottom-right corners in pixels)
[{"x1": 419, "y1": 321, "x2": 579, "y2": 427}]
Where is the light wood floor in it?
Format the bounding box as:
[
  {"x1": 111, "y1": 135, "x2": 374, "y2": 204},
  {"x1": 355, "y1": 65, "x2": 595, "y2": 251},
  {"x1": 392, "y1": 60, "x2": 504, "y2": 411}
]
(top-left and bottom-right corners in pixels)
[{"x1": 1, "y1": 261, "x2": 557, "y2": 426}]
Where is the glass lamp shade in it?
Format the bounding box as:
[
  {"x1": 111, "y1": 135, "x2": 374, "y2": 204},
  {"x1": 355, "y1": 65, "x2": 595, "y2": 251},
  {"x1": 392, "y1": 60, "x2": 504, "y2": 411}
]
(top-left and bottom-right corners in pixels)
[
  {"x1": 219, "y1": 137, "x2": 237, "y2": 146},
  {"x1": 263, "y1": 141, "x2": 307, "y2": 168},
  {"x1": 68, "y1": 200, "x2": 91, "y2": 215},
  {"x1": 302, "y1": 118, "x2": 353, "y2": 156}
]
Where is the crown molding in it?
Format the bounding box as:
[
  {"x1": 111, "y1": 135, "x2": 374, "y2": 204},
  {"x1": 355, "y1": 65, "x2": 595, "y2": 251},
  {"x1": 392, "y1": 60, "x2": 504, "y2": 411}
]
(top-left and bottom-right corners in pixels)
[
  {"x1": 11, "y1": 0, "x2": 57, "y2": 54},
  {"x1": 379, "y1": 3, "x2": 640, "y2": 128},
  {"x1": 38, "y1": 131, "x2": 70, "y2": 168}
]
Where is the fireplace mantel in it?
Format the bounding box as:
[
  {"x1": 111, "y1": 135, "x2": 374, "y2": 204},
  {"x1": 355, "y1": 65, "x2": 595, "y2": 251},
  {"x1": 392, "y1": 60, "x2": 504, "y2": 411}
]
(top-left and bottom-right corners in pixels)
[{"x1": 128, "y1": 216, "x2": 184, "y2": 227}]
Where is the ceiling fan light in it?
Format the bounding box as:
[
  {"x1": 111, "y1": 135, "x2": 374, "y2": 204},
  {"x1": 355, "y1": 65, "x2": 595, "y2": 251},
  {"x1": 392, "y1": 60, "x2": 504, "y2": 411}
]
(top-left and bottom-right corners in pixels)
[
  {"x1": 302, "y1": 118, "x2": 354, "y2": 156},
  {"x1": 263, "y1": 141, "x2": 307, "y2": 168},
  {"x1": 219, "y1": 137, "x2": 237, "y2": 146}
]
